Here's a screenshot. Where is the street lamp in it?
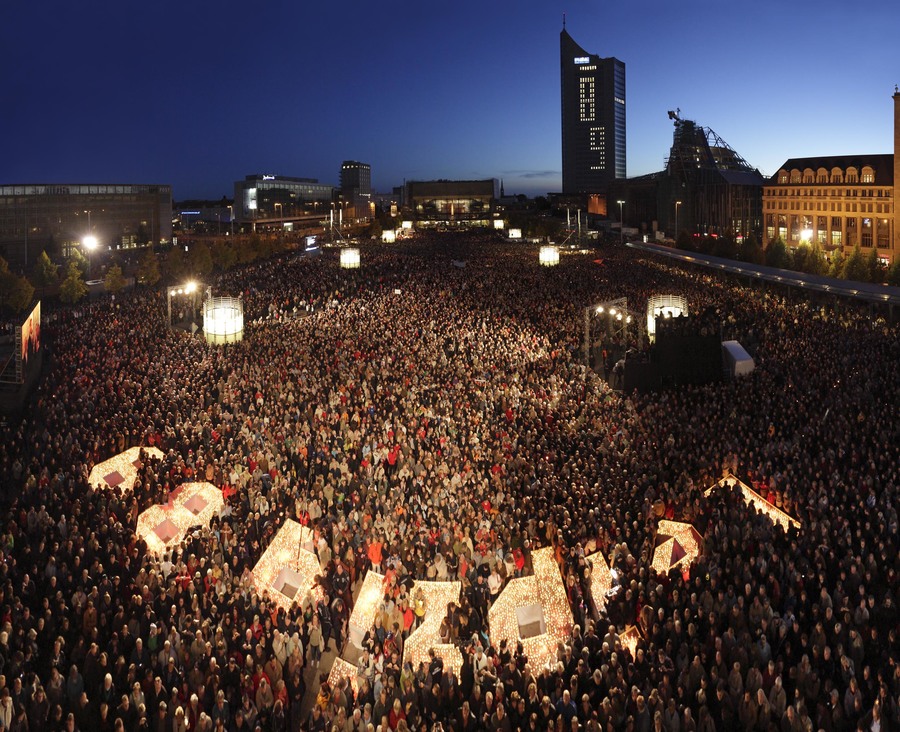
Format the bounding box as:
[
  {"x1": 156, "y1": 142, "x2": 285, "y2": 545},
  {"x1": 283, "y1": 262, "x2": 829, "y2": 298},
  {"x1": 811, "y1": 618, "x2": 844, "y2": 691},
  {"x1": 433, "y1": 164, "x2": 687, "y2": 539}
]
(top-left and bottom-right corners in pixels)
[
  {"x1": 83, "y1": 235, "x2": 98, "y2": 278},
  {"x1": 675, "y1": 200, "x2": 682, "y2": 238},
  {"x1": 227, "y1": 205, "x2": 234, "y2": 236},
  {"x1": 617, "y1": 200, "x2": 625, "y2": 245},
  {"x1": 274, "y1": 203, "x2": 283, "y2": 246}
]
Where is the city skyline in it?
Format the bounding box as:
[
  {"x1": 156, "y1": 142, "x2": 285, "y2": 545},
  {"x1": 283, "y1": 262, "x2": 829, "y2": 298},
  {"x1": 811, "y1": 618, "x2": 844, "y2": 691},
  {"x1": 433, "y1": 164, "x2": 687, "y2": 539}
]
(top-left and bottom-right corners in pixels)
[{"x1": 3, "y1": 0, "x2": 899, "y2": 200}]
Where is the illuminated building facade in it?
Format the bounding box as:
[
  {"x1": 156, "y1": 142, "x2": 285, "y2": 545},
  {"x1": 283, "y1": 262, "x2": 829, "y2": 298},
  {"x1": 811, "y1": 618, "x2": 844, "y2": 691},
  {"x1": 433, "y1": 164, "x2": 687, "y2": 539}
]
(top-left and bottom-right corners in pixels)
[
  {"x1": 234, "y1": 174, "x2": 334, "y2": 223},
  {"x1": 763, "y1": 155, "x2": 894, "y2": 263},
  {"x1": 404, "y1": 179, "x2": 497, "y2": 225},
  {"x1": 0, "y1": 183, "x2": 172, "y2": 270},
  {"x1": 560, "y1": 28, "x2": 626, "y2": 194},
  {"x1": 762, "y1": 91, "x2": 900, "y2": 266}
]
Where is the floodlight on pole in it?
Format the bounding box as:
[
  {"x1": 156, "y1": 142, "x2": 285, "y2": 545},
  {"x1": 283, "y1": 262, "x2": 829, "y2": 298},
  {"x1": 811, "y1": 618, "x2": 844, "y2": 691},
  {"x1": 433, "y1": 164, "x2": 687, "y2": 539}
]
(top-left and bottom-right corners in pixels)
[
  {"x1": 675, "y1": 200, "x2": 682, "y2": 237},
  {"x1": 617, "y1": 200, "x2": 625, "y2": 245},
  {"x1": 83, "y1": 235, "x2": 98, "y2": 278}
]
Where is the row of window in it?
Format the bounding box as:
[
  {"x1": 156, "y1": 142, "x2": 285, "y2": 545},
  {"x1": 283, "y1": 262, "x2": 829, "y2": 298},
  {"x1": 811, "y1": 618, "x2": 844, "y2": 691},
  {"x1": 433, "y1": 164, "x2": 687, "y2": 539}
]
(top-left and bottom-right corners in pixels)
[
  {"x1": 766, "y1": 201, "x2": 891, "y2": 214},
  {"x1": 766, "y1": 188, "x2": 891, "y2": 198},
  {"x1": 777, "y1": 168, "x2": 876, "y2": 185}
]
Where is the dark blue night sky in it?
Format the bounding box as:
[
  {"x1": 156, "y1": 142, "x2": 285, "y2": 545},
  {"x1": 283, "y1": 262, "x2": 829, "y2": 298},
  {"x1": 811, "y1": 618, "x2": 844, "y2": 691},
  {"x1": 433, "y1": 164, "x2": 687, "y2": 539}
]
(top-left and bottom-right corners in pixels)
[{"x1": 3, "y1": 0, "x2": 898, "y2": 200}]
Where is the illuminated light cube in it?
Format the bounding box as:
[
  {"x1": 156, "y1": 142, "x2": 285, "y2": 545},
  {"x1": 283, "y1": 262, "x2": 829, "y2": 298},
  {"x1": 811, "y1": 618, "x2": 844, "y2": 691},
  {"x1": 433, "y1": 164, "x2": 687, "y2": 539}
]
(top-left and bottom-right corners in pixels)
[
  {"x1": 381, "y1": 230, "x2": 396, "y2": 243},
  {"x1": 340, "y1": 248, "x2": 360, "y2": 269},
  {"x1": 137, "y1": 504, "x2": 186, "y2": 556},
  {"x1": 174, "y1": 482, "x2": 225, "y2": 529},
  {"x1": 251, "y1": 519, "x2": 319, "y2": 611},
  {"x1": 88, "y1": 446, "x2": 165, "y2": 492},
  {"x1": 706, "y1": 474, "x2": 800, "y2": 532},
  {"x1": 539, "y1": 246, "x2": 559, "y2": 267}
]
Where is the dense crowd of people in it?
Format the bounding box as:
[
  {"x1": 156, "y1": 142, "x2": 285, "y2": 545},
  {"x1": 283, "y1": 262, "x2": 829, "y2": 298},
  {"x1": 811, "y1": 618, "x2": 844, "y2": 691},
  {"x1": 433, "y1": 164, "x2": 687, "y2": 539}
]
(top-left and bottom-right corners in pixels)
[{"x1": 0, "y1": 231, "x2": 896, "y2": 732}]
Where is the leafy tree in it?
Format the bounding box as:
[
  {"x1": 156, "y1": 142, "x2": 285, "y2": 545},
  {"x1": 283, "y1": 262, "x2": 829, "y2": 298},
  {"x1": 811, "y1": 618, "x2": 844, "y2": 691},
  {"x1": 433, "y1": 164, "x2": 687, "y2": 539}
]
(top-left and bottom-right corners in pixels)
[
  {"x1": 827, "y1": 249, "x2": 845, "y2": 278},
  {"x1": 764, "y1": 238, "x2": 790, "y2": 269},
  {"x1": 31, "y1": 250, "x2": 59, "y2": 289},
  {"x1": 136, "y1": 249, "x2": 161, "y2": 286},
  {"x1": 69, "y1": 248, "x2": 89, "y2": 278},
  {"x1": 675, "y1": 230, "x2": 694, "y2": 251},
  {"x1": 864, "y1": 247, "x2": 883, "y2": 284},
  {"x1": 136, "y1": 223, "x2": 150, "y2": 246},
  {"x1": 841, "y1": 244, "x2": 868, "y2": 282},
  {"x1": 0, "y1": 270, "x2": 34, "y2": 313},
  {"x1": 212, "y1": 242, "x2": 238, "y2": 272},
  {"x1": 712, "y1": 235, "x2": 737, "y2": 260},
  {"x1": 187, "y1": 241, "x2": 213, "y2": 277},
  {"x1": 886, "y1": 258, "x2": 900, "y2": 286},
  {"x1": 104, "y1": 264, "x2": 127, "y2": 293},
  {"x1": 737, "y1": 234, "x2": 764, "y2": 264},
  {"x1": 791, "y1": 245, "x2": 810, "y2": 273},
  {"x1": 807, "y1": 242, "x2": 827, "y2": 276},
  {"x1": 59, "y1": 260, "x2": 88, "y2": 304},
  {"x1": 164, "y1": 246, "x2": 188, "y2": 280}
]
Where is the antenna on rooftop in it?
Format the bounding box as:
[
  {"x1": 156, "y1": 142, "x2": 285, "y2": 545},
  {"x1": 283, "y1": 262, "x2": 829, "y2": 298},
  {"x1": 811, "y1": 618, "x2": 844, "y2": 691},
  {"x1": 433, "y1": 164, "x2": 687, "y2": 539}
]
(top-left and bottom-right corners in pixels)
[{"x1": 563, "y1": 12, "x2": 566, "y2": 29}]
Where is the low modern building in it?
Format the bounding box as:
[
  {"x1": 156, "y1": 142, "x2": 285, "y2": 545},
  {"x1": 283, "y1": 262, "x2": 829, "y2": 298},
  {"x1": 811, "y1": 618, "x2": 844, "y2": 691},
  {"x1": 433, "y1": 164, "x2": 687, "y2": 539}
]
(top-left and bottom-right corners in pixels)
[
  {"x1": 0, "y1": 183, "x2": 172, "y2": 270},
  {"x1": 233, "y1": 175, "x2": 334, "y2": 225},
  {"x1": 762, "y1": 92, "x2": 899, "y2": 265},
  {"x1": 403, "y1": 179, "x2": 498, "y2": 225}
]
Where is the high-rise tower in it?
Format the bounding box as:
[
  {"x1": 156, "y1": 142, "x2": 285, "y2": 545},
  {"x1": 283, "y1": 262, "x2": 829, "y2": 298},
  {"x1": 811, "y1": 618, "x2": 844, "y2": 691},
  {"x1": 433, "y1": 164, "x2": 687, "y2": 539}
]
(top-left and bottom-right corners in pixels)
[{"x1": 560, "y1": 29, "x2": 625, "y2": 194}]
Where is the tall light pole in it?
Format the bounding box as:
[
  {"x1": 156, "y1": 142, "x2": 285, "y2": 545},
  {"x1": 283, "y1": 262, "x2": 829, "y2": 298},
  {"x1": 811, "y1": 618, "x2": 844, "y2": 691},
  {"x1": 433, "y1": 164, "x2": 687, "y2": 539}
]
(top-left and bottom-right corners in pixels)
[
  {"x1": 227, "y1": 205, "x2": 234, "y2": 236},
  {"x1": 617, "y1": 200, "x2": 625, "y2": 245},
  {"x1": 83, "y1": 235, "x2": 98, "y2": 279},
  {"x1": 675, "y1": 200, "x2": 682, "y2": 238},
  {"x1": 274, "y1": 203, "x2": 283, "y2": 246}
]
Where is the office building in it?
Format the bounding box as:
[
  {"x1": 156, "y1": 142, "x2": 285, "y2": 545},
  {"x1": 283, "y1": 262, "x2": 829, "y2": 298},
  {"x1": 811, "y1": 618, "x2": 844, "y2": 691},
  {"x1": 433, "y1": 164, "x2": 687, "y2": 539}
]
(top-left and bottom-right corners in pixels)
[
  {"x1": 0, "y1": 183, "x2": 172, "y2": 271},
  {"x1": 340, "y1": 161, "x2": 372, "y2": 220},
  {"x1": 560, "y1": 27, "x2": 625, "y2": 195},
  {"x1": 233, "y1": 175, "x2": 334, "y2": 224},
  {"x1": 761, "y1": 91, "x2": 899, "y2": 265}
]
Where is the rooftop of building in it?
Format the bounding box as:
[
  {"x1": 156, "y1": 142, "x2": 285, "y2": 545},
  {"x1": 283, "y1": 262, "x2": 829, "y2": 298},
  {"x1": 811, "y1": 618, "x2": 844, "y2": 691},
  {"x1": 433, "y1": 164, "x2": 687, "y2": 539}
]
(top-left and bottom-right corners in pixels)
[{"x1": 770, "y1": 154, "x2": 894, "y2": 184}]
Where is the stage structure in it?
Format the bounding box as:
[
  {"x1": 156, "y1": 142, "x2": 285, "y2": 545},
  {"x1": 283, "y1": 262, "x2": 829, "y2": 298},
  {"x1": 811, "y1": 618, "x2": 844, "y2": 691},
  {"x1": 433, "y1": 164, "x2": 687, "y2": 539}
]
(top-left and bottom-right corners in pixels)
[
  {"x1": 203, "y1": 295, "x2": 244, "y2": 345},
  {"x1": 583, "y1": 297, "x2": 641, "y2": 366},
  {"x1": 646, "y1": 294, "x2": 688, "y2": 341},
  {"x1": 539, "y1": 245, "x2": 560, "y2": 266},
  {"x1": 340, "y1": 247, "x2": 360, "y2": 269}
]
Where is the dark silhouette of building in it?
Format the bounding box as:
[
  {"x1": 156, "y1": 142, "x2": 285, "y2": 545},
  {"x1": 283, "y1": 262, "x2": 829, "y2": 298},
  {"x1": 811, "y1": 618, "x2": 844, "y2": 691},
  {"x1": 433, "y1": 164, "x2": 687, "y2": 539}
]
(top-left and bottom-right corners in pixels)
[
  {"x1": 609, "y1": 111, "x2": 764, "y2": 241},
  {"x1": 560, "y1": 27, "x2": 625, "y2": 195}
]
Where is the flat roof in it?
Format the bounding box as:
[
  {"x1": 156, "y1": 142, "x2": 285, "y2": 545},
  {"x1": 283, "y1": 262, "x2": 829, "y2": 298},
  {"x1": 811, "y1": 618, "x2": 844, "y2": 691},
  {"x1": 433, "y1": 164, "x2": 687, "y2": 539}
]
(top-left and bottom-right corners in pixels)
[{"x1": 626, "y1": 241, "x2": 900, "y2": 307}]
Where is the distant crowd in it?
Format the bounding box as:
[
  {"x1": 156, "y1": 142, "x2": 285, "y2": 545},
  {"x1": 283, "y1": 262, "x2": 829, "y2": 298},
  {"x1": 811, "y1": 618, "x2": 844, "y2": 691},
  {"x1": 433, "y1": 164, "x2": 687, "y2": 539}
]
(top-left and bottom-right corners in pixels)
[{"x1": 0, "y1": 232, "x2": 896, "y2": 732}]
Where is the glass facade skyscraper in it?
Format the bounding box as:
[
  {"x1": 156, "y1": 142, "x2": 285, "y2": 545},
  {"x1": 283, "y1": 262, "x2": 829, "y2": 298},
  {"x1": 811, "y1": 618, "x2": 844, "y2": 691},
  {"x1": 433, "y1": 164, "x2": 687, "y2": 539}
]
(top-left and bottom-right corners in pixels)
[{"x1": 560, "y1": 29, "x2": 625, "y2": 194}]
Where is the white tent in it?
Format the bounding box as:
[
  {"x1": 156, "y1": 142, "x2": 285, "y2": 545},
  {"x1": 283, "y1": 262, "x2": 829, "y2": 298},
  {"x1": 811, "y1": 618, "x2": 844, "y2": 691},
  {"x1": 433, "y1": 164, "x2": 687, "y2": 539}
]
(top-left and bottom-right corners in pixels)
[{"x1": 722, "y1": 340, "x2": 755, "y2": 377}]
